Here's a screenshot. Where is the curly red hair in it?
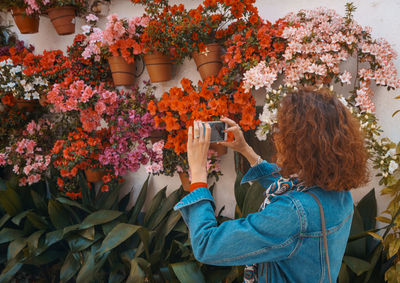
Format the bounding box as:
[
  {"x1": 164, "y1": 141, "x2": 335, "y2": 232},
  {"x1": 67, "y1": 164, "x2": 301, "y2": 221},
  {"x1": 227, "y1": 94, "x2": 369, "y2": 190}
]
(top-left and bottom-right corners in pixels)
[{"x1": 274, "y1": 87, "x2": 369, "y2": 191}]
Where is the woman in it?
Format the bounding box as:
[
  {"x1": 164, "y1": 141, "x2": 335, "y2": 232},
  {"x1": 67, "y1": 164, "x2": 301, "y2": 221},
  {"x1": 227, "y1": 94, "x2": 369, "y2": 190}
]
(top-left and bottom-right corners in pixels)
[{"x1": 173, "y1": 88, "x2": 369, "y2": 282}]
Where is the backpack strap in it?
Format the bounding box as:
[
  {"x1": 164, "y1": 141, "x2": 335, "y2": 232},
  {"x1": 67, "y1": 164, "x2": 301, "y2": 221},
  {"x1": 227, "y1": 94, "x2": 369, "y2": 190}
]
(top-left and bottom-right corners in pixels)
[{"x1": 306, "y1": 192, "x2": 332, "y2": 283}]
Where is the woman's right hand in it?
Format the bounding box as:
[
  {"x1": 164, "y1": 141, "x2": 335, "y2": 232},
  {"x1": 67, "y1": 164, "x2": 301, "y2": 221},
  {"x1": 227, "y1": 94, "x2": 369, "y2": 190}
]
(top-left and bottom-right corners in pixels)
[{"x1": 219, "y1": 117, "x2": 261, "y2": 166}]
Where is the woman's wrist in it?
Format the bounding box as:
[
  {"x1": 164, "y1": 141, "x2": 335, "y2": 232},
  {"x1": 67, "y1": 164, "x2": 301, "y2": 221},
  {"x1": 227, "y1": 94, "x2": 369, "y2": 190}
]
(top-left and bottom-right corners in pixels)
[
  {"x1": 190, "y1": 169, "x2": 207, "y2": 184},
  {"x1": 241, "y1": 145, "x2": 261, "y2": 166}
]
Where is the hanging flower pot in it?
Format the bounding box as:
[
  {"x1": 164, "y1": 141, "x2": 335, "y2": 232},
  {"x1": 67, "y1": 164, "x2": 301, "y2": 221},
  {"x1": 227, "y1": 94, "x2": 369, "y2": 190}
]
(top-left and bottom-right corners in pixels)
[
  {"x1": 143, "y1": 51, "x2": 172, "y2": 83},
  {"x1": 15, "y1": 99, "x2": 39, "y2": 112},
  {"x1": 192, "y1": 43, "x2": 223, "y2": 80},
  {"x1": 85, "y1": 168, "x2": 106, "y2": 183},
  {"x1": 178, "y1": 172, "x2": 190, "y2": 191},
  {"x1": 149, "y1": 129, "x2": 167, "y2": 143},
  {"x1": 210, "y1": 143, "x2": 227, "y2": 156},
  {"x1": 11, "y1": 8, "x2": 39, "y2": 34},
  {"x1": 47, "y1": 6, "x2": 76, "y2": 35},
  {"x1": 108, "y1": 56, "x2": 136, "y2": 86}
]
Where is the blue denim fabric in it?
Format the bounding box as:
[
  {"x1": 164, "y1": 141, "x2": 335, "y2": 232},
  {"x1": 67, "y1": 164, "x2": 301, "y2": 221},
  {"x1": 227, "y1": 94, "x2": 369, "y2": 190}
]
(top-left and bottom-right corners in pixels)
[{"x1": 174, "y1": 161, "x2": 353, "y2": 283}]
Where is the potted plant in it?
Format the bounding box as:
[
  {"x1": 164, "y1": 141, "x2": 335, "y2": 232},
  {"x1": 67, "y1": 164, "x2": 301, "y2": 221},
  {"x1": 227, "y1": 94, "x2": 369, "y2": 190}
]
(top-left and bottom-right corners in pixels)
[
  {"x1": 27, "y1": 0, "x2": 89, "y2": 35},
  {"x1": 132, "y1": 0, "x2": 186, "y2": 82},
  {"x1": 82, "y1": 14, "x2": 147, "y2": 86},
  {"x1": 0, "y1": 0, "x2": 40, "y2": 34}
]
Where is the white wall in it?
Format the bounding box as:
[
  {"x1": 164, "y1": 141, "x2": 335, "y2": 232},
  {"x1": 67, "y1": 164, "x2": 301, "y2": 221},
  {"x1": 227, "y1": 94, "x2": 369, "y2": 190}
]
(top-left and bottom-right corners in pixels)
[{"x1": 3, "y1": 0, "x2": 400, "y2": 219}]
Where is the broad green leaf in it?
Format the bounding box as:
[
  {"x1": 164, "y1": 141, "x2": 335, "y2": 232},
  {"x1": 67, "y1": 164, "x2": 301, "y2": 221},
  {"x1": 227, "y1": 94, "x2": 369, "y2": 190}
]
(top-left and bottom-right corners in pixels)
[
  {"x1": 144, "y1": 186, "x2": 166, "y2": 225},
  {"x1": 343, "y1": 256, "x2": 372, "y2": 276},
  {"x1": 367, "y1": 232, "x2": 383, "y2": 243},
  {"x1": 147, "y1": 188, "x2": 182, "y2": 230},
  {"x1": 0, "y1": 228, "x2": 24, "y2": 244},
  {"x1": 60, "y1": 252, "x2": 80, "y2": 283},
  {"x1": 27, "y1": 230, "x2": 45, "y2": 255},
  {"x1": 48, "y1": 199, "x2": 74, "y2": 229},
  {"x1": 346, "y1": 208, "x2": 366, "y2": 258},
  {"x1": 388, "y1": 238, "x2": 400, "y2": 258},
  {"x1": 234, "y1": 170, "x2": 249, "y2": 211},
  {"x1": 363, "y1": 244, "x2": 383, "y2": 283},
  {"x1": 76, "y1": 243, "x2": 109, "y2": 283},
  {"x1": 242, "y1": 181, "x2": 265, "y2": 217},
  {"x1": 79, "y1": 227, "x2": 95, "y2": 241},
  {"x1": 0, "y1": 188, "x2": 22, "y2": 216},
  {"x1": 338, "y1": 262, "x2": 350, "y2": 283},
  {"x1": 56, "y1": 197, "x2": 91, "y2": 213},
  {"x1": 30, "y1": 190, "x2": 47, "y2": 212},
  {"x1": 129, "y1": 176, "x2": 149, "y2": 224},
  {"x1": 96, "y1": 223, "x2": 141, "y2": 256},
  {"x1": 80, "y1": 210, "x2": 122, "y2": 229},
  {"x1": 78, "y1": 171, "x2": 92, "y2": 208},
  {"x1": 63, "y1": 224, "x2": 81, "y2": 235},
  {"x1": 0, "y1": 214, "x2": 10, "y2": 229},
  {"x1": 25, "y1": 250, "x2": 65, "y2": 266},
  {"x1": 102, "y1": 218, "x2": 120, "y2": 235},
  {"x1": 66, "y1": 233, "x2": 102, "y2": 252},
  {"x1": 26, "y1": 211, "x2": 49, "y2": 230},
  {"x1": 170, "y1": 261, "x2": 206, "y2": 283},
  {"x1": 7, "y1": 238, "x2": 26, "y2": 261},
  {"x1": 119, "y1": 190, "x2": 131, "y2": 211},
  {"x1": 95, "y1": 186, "x2": 120, "y2": 210},
  {"x1": 0, "y1": 258, "x2": 23, "y2": 283},
  {"x1": 126, "y1": 259, "x2": 145, "y2": 283},
  {"x1": 356, "y1": 189, "x2": 376, "y2": 231},
  {"x1": 11, "y1": 210, "x2": 31, "y2": 226}
]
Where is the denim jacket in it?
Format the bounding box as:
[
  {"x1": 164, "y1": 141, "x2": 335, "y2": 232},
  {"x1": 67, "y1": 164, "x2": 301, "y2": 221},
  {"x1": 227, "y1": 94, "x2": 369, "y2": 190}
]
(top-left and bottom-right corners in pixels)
[{"x1": 174, "y1": 161, "x2": 353, "y2": 282}]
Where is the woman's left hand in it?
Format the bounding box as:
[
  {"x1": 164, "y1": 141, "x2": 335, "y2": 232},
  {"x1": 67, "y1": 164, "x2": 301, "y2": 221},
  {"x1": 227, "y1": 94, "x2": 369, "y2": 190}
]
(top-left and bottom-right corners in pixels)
[{"x1": 187, "y1": 121, "x2": 211, "y2": 185}]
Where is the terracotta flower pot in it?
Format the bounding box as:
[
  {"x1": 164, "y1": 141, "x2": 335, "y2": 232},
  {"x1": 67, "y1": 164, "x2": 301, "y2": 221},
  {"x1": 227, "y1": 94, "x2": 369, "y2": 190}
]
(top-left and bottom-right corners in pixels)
[
  {"x1": 11, "y1": 7, "x2": 39, "y2": 34},
  {"x1": 47, "y1": 6, "x2": 76, "y2": 35},
  {"x1": 85, "y1": 169, "x2": 105, "y2": 183},
  {"x1": 178, "y1": 172, "x2": 190, "y2": 192},
  {"x1": 15, "y1": 99, "x2": 38, "y2": 112},
  {"x1": 108, "y1": 56, "x2": 136, "y2": 86},
  {"x1": 192, "y1": 43, "x2": 223, "y2": 80},
  {"x1": 149, "y1": 129, "x2": 167, "y2": 143},
  {"x1": 210, "y1": 143, "x2": 227, "y2": 156},
  {"x1": 143, "y1": 51, "x2": 172, "y2": 83}
]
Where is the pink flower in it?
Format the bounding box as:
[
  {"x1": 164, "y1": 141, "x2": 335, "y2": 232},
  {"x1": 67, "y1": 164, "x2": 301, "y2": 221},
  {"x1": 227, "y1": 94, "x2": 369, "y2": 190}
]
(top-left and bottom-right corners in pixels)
[
  {"x1": 86, "y1": 14, "x2": 99, "y2": 22},
  {"x1": 338, "y1": 71, "x2": 352, "y2": 84},
  {"x1": 0, "y1": 153, "x2": 7, "y2": 166}
]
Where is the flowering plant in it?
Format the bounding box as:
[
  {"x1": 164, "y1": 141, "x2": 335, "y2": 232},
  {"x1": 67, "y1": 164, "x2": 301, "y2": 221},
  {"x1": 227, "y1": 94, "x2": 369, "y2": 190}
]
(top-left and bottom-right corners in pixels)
[
  {"x1": 131, "y1": 0, "x2": 187, "y2": 61},
  {"x1": 51, "y1": 127, "x2": 119, "y2": 197},
  {"x1": 179, "y1": 0, "x2": 260, "y2": 57},
  {"x1": 24, "y1": 0, "x2": 88, "y2": 15},
  {"x1": 0, "y1": 58, "x2": 48, "y2": 101},
  {"x1": 0, "y1": 119, "x2": 53, "y2": 186},
  {"x1": 82, "y1": 13, "x2": 148, "y2": 63},
  {"x1": 0, "y1": 0, "x2": 39, "y2": 15},
  {"x1": 98, "y1": 83, "x2": 156, "y2": 176}
]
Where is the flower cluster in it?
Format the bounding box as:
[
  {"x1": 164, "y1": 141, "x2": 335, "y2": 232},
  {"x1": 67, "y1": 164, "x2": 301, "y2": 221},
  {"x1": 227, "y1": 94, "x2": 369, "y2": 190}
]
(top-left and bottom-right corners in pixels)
[
  {"x1": 0, "y1": 119, "x2": 53, "y2": 186},
  {"x1": 24, "y1": 0, "x2": 88, "y2": 15},
  {"x1": 99, "y1": 83, "x2": 156, "y2": 176},
  {"x1": 82, "y1": 14, "x2": 148, "y2": 63},
  {"x1": 243, "y1": 5, "x2": 400, "y2": 113},
  {"x1": 0, "y1": 58, "x2": 48, "y2": 101}
]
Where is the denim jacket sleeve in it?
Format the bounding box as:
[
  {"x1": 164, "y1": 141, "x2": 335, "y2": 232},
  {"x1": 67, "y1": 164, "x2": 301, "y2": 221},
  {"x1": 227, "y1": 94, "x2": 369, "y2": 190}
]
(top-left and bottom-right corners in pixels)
[
  {"x1": 241, "y1": 160, "x2": 281, "y2": 188},
  {"x1": 173, "y1": 188, "x2": 302, "y2": 266}
]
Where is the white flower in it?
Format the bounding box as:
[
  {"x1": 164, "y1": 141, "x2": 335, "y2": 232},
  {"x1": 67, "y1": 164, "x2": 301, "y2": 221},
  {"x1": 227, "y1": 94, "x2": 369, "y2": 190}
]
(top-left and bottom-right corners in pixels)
[
  {"x1": 388, "y1": 160, "x2": 399, "y2": 174},
  {"x1": 20, "y1": 79, "x2": 26, "y2": 86},
  {"x1": 7, "y1": 82, "x2": 15, "y2": 88},
  {"x1": 32, "y1": 92, "x2": 40, "y2": 100},
  {"x1": 255, "y1": 128, "x2": 267, "y2": 141},
  {"x1": 24, "y1": 93, "x2": 31, "y2": 100},
  {"x1": 338, "y1": 96, "x2": 348, "y2": 107},
  {"x1": 81, "y1": 25, "x2": 91, "y2": 35},
  {"x1": 385, "y1": 148, "x2": 396, "y2": 158},
  {"x1": 259, "y1": 104, "x2": 277, "y2": 124}
]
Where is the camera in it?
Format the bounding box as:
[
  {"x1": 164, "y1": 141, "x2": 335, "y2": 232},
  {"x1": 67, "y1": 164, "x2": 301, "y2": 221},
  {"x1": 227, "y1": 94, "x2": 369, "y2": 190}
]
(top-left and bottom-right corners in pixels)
[{"x1": 203, "y1": 121, "x2": 227, "y2": 143}]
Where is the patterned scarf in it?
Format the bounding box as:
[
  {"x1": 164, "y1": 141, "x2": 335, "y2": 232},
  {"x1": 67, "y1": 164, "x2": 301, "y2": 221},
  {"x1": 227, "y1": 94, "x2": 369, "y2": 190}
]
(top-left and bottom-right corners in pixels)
[{"x1": 243, "y1": 177, "x2": 309, "y2": 283}]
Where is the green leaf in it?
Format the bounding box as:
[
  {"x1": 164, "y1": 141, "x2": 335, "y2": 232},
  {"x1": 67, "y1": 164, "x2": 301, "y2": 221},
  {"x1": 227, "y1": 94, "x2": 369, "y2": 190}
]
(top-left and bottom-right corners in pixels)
[
  {"x1": 79, "y1": 227, "x2": 95, "y2": 241},
  {"x1": 128, "y1": 176, "x2": 149, "y2": 224},
  {"x1": 7, "y1": 238, "x2": 26, "y2": 261},
  {"x1": 0, "y1": 214, "x2": 10, "y2": 230},
  {"x1": 26, "y1": 211, "x2": 49, "y2": 230},
  {"x1": 95, "y1": 186, "x2": 120, "y2": 210},
  {"x1": 48, "y1": 199, "x2": 75, "y2": 229},
  {"x1": 25, "y1": 249, "x2": 65, "y2": 266},
  {"x1": 66, "y1": 233, "x2": 102, "y2": 253},
  {"x1": 363, "y1": 244, "x2": 383, "y2": 283},
  {"x1": 30, "y1": 190, "x2": 47, "y2": 212},
  {"x1": 144, "y1": 186, "x2": 166, "y2": 225},
  {"x1": 126, "y1": 259, "x2": 145, "y2": 283},
  {"x1": 346, "y1": 208, "x2": 366, "y2": 258},
  {"x1": 60, "y1": 252, "x2": 80, "y2": 283},
  {"x1": 170, "y1": 261, "x2": 206, "y2": 283},
  {"x1": 56, "y1": 197, "x2": 91, "y2": 213},
  {"x1": 96, "y1": 223, "x2": 141, "y2": 257},
  {"x1": 79, "y1": 210, "x2": 122, "y2": 229},
  {"x1": 0, "y1": 188, "x2": 22, "y2": 216},
  {"x1": 338, "y1": 262, "x2": 350, "y2": 283},
  {"x1": 76, "y1": 244, "x2": 109, "y2": 283},
  {"x1": 27, "y1": 230, "x2": 45, "y2": 255},
  {"x1": 0, "y1": 228, "x2": 24, "y2": 244},
  {"x1": 11, "y1": 210, "x2": 31, "y2": 226},
  {"x1": 147, "y1": 188, "x2": 182, "y2": 230},
  {"x1": 356, "y1": 189, "x2": 376, "y2": 231},
  {"x1": 392, "y1": 109, "x2": 400, "y2": 117},
  {"x1": 343, "y1": 256, "x2": 372, "y2": 276},
  {"x1": 242, "y1": 181, "x2": 265, "y2": 217},
  {"x1": 0, "y1": 258, "x2": 23, "y2": 283},
  {"x1": 234, "y1": 170, "x2": 249, "y2": 211}
]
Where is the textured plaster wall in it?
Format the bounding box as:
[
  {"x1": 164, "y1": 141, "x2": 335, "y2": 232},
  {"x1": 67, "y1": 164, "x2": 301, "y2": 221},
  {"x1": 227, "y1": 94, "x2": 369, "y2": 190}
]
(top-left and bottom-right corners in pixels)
[{"x1": 3, "y1": 0, "x2": 400, "y2": 220}]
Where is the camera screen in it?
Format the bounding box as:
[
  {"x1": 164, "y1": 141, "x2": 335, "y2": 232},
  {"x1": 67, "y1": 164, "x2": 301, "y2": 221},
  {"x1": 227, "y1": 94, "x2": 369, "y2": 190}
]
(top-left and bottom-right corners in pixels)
[{"x1": 209, "y1": 122, "x2": 226, "y2": 142}]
